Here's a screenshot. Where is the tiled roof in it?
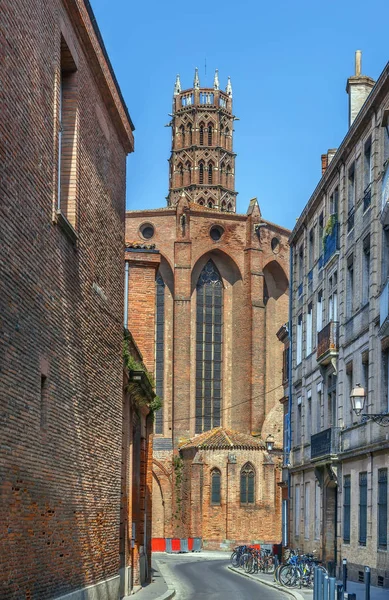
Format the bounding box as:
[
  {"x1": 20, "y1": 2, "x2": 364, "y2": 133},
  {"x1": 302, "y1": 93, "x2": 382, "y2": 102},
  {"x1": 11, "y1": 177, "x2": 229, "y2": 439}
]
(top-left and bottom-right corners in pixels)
[{"x1": 179, "y1": 427, "x2": 265, "y2": 450}]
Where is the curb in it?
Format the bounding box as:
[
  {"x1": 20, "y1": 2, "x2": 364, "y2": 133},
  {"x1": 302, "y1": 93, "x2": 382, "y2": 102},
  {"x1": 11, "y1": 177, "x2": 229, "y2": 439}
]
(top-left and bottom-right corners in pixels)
[
  {"x1": 155, "y1": 560, "x2": 176, "y2": 600},
  {"x1": 227, "y1": 565, "x2": 306, "y2": 600}
]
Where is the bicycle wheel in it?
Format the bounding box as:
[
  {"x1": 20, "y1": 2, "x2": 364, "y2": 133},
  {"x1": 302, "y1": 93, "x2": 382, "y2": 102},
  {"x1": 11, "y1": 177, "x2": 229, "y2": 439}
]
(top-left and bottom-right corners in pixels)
[
  {"x1": 244, "y1": 556, "x2": 253, "y2": 573},
  {"x1": 230, "y1": 551, "x2": 239, "y2": 567},
  {"x1": 279, "y1": 565, "x2": 300, "y2": 588}
]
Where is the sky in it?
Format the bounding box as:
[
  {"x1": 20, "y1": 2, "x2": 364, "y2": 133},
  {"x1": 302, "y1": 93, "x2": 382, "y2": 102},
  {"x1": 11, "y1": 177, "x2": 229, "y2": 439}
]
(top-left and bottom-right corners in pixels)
[{"x1": 90, "y1": 0, "x2": 389, "y2": 231}]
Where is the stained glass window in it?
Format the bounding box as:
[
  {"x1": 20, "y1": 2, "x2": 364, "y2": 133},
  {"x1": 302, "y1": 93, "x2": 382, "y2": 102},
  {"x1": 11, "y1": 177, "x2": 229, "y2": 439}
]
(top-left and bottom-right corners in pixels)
[
  {"x1": 195, "y1": 260, "x2": 223, "y2": 433},
  {"x1": 155, "y1": 272, "x2": 165, "y2": 434}
]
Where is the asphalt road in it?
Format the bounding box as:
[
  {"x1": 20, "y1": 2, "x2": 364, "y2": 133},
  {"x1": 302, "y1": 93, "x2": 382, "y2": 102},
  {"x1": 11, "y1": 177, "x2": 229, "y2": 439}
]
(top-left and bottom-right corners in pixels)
[{"x1": 158, "y1": 556, "x2": 289, "y2": 600}]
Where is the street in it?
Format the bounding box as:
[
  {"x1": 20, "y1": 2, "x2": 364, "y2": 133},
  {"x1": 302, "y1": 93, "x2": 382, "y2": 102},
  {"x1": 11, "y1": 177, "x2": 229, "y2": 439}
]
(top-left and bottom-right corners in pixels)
[{"x1": 157, "y1": 554, "x2": 290, "y2": 600}]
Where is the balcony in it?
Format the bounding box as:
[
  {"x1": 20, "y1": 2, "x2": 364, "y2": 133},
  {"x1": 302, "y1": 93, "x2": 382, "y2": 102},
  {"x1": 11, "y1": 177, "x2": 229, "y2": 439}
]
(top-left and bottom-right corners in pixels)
[
  {"x1": 317, "y1": 321, "x2": 339, "y2": 367},
  {"x1": 311, "y1": 427, "x2": 340, "y2": 460},
  {"x1": 381, "y1": 162, "x2": 389, "y2": 227},
  {"x1": 323, "y1": 221, "x2": 339, "y2": 265},
  {"x1": 379, "y1": 280, "x2": 389, "y2": 337}
]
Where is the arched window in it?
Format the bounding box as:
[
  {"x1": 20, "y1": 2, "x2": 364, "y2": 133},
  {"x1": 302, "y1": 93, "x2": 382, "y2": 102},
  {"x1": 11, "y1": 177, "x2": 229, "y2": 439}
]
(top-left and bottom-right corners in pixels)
[
  {"x1": 208, "y1": 201, "x2": 213, "y2": 208},
  {"x1": 199, "y1": 162, "x2": 204, "y2": 184},
  {"x1": 188, "y1": 123, "x2": 192, "y2": 145},
  {"x1": 225, "y1": 127, "x2": 230, "y2": 149},
  {"x1": 211, "y1": 469, "x2": 221, "y2": 505},
  {"x1": 208, "y1": 124, "x2": 213, "y2": 146},
  {"x1": 155, "y1": 272, "x2": 165, "y2": 434},
  {"x1": 221, "y1": 200, "x2": 227, "y2": 211},
  {"x1": 226, "y1": 164, "x2": 231, "y2": 186},
  {"x1": 208, "y1": 164, "x2": 213, "y2": 184},
  {"x1": 185, "y1": 161, "x2": 191, "y2": 186},
  {"x1": 198, "y1": 198, "x2": 205, "y2": 206},
  {"x1": 240, "y1": 463, "x2": 255, "y2": 504},
  {"x1": 199, "y1": 124, "x2": 204, "y2": 146},
  {"x1": 180, "y1": 124, "x2": 185, "y2": 147},
  {"x1": 196, "y1": 260, "x2": 223, "y2": 433},
  {"x1": 227, "y1": 202, "x2": 233, "y2": 212},
  {"x1": 177, "y1": 163, "x2": 184, "y2": 187}
]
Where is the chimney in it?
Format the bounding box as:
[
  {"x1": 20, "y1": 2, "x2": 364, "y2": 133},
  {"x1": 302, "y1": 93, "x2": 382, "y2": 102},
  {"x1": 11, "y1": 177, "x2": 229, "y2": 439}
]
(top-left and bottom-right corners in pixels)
[
  {"x1": 321, "y1": 149, "x2": 338, "y2": 176},
  {"x1": 346, "y1": 51, "x2": 375, "y2": 127}
]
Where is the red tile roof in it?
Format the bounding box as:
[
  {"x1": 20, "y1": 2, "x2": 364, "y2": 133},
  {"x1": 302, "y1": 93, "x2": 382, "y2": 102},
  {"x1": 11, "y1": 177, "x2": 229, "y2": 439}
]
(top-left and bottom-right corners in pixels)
[{"x1": 179, "y1": 427, "x2": 265, "y2": 450}]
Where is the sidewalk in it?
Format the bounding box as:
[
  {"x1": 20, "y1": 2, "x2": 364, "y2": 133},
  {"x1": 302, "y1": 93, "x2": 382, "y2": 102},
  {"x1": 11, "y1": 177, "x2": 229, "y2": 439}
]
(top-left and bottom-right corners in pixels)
[
  {"x1": 124, "y1": 560, "x2": 174, "y2": 600},
  {"x1": 228, "y1": 565, "x2": 388, "y2": 600}
]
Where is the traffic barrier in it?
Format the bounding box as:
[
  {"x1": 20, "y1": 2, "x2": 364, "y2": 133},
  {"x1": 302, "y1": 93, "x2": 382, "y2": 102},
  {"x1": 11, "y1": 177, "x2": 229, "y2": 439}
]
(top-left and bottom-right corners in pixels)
[
  {"x1": 151, "y1": 538, "x2": 166, "y2": 552},
  {"x1": 180, "y1": 538, "x2": 189, "y2": 553},
  {"x1": 165, "y1": 538, "x2": 172, "y2": 553},
  {"x1": 171, "y1": 538, "x2": 181, "y2": 552},
  {"x1": 193, "y1": 537, "x2": 202, "y2": 552}
]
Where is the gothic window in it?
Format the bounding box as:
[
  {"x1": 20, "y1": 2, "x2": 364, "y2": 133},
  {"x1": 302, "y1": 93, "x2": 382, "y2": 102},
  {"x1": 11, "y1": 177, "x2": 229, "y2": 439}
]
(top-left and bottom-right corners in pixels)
[
  {"x1": 199, "y1": 124, "x2": 204, "y2": 146},
  {"x1": 155, "y1": 272, "x2": 165, "y2": 434},
  {"x1": 211, "y1": 469, "x2": 221, "y2": 505},
  {"x1": 208, "y1": 201, "x2": 213, "y2": 208},
  {"x1": 240, "y1": 462, "x2": 255, "y2": 504},
  {"x1": 221, "y1": 200, "x2": 227, "y2": 211},
  {"x1": 208, "y1": 124, "x2": 213, "y2": 146},
  {"x1": 198, "y1": 198, "x2": 205, "y2": 206},
  {"x1": 208, "y1": 164, "x2": 213, "y2": 184},
  {"x1": 225, "y1": 127, "x2": 230, "y2": 150},
  {"x1": 196, "y1": 260, "x2": 223, "y2": 433},
  {"x1": 177, "y1": 163, "x2": 184, "y2": 187},
  {"x1": 226, "y1": 164, "x2": 231, "y2": 185},
  {"x1": 227, "y1": 202, "x2": 233, "y2": 212},
  {"x1": 179, "y1": 124, "x2": 185, "y2": 147},
  {"x1": 199, "y1": 162, "x2": 204, "y2": 184},
  {"x1": 188, "y1": 123, "x2": 192, "y2": 145},
  {"x1": 185, "y1": 161, "x2": 191, "y2": 186}
]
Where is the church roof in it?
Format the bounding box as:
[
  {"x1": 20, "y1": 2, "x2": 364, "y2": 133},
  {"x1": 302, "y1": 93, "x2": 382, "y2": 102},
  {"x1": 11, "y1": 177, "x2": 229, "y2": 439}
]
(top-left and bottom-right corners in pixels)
[{"x1": 179, "y1": 427, "x2": 265, "y2": 450}]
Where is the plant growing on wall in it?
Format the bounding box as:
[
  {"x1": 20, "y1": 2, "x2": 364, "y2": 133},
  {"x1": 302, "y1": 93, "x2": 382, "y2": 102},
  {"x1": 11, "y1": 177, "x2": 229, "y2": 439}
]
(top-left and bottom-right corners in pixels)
[{"x1": 322, "y1": 213, "x2": 338, "y2": 249}]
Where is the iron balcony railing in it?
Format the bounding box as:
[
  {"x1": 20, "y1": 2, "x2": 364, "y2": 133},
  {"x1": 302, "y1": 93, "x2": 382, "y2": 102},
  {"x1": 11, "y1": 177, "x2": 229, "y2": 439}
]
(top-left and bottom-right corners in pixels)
[
  {"x1": 311, "y1": 427, "x2": 340, "y2": 460},
  {"x1": 323, "y1": 221, "x2": 340, "y2": 265},
  {"x1": 317, "y1": 321, "x2": 339, "y2": 363}
]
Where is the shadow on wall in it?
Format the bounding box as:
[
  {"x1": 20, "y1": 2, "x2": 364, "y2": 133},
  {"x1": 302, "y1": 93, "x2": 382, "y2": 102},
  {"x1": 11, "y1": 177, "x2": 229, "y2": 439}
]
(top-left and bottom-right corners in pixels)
[{"x1": 263, "y1": 260, "x2": 289, "y2": 302}]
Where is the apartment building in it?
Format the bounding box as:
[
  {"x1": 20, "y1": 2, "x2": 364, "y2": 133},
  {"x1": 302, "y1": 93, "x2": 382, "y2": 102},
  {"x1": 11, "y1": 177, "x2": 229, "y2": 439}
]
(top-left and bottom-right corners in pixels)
[{"x1": 288, "y1": 53, "x2": 389, "y2": 587}]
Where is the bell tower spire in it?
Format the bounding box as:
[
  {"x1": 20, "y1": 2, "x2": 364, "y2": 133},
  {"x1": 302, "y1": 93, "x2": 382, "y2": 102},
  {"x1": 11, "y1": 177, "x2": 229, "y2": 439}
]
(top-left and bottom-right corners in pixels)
[
  {"x1": 167, "y1": 69, "x2": 238, "y2": 212},
  {"x1": 173, "y1": 74, "x2": 181, "y2": 96},
  {"x1": 194, "y1": 67, "x2": 200, "y2": 90}
]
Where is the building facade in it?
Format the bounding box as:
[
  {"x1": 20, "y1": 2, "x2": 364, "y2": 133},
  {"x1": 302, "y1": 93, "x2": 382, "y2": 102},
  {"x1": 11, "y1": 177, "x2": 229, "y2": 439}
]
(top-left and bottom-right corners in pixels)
[
  {"x1": 1, "y1": 1, "x2": 136, "y2": 598},
  {"x1": 125, "y1": 70, "x2": 290, "y2": 548},
  {"x1": 288, "y1": 53, "x2": 389, "y2": 587}
]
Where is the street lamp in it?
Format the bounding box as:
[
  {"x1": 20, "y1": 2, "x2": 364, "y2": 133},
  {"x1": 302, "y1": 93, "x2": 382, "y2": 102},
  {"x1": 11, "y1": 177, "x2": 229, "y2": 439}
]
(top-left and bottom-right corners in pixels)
[
  {"x1": 350, "y1": 383, "x2": 389, "y2": 426},
  {"x1": 266, "y1": 434, "x2": 275, "y2": 452}
]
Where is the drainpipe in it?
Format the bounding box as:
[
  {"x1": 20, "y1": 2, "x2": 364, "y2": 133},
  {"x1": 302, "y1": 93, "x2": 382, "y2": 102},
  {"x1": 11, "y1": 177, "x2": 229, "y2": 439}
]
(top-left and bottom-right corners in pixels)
[
  {"x1": 124, "y1": 261, "x2": 129, "y2": 328},
  {"x1": 286, "y1": 243, "x2": 294, "y2": 547}
]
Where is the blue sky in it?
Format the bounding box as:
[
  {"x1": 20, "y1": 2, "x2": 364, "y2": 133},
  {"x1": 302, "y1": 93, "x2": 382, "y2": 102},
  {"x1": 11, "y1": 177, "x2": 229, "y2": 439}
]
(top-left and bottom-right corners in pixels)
[{"x1": 90, "y1": 0, "x2": 388, "y2": 230}]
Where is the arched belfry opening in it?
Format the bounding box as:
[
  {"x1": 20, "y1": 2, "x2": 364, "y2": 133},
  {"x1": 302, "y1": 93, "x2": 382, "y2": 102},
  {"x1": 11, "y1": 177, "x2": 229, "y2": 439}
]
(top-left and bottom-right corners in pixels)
[{"x1": 195, "y1": 260, "x2": 223, "y2": 433}]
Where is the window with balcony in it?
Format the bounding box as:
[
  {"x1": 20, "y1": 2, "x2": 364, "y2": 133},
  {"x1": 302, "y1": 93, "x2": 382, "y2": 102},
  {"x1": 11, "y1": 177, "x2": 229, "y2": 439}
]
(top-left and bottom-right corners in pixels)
[
  {"x1": 346, "y1": 256, "x2": 354, "y2": 318},
  {"x1": 343, "y1": 475, "x2": 351, "y2": 543},
  {"x1": 362, "y1": 236, "x2": 371, "y2": 306},
  {"x1": 328, "y1": 272, "x2": 338, "y2": 322},
  {"x1": 316, "y1": 290, "x2": 323, "y2": 332},
  {"x1": 326, "y1": 371, "x2": 337, "y2": 428},
  {"x1": 306, "y1": 303, "x2": 313, "y2": 356},
  {"x1": 359, "y1": 472, "x2": 368, "y2": 546},
  {"x1": 363, "y1": 138, "x2": 372, "y2": 211},
  {"x1": 378, "y1": 468, "x2": 388, "y2": 549},
  {"x1": 329, "y1": 187, "x2": 339, "y2": 217},
  {"x1": 315, "y1": 383, "x2": 322, "y2": 433},
  {"x1": 296, "y1": 314, "x2": 302, "y2": 365}
]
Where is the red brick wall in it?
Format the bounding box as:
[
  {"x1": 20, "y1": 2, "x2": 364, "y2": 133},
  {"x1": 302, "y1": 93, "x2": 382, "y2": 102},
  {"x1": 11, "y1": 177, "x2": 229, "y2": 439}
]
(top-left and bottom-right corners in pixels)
[
  {"x1": 1, "y1": 1, "x2": 133, "y2": 598},
  {"x1": 126, "y1": 200, "x2": 289, "y2": 545}
]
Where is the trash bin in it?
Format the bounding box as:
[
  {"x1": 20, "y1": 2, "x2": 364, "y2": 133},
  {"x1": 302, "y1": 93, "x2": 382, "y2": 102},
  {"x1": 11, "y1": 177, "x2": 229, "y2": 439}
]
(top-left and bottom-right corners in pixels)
[
  {"x1": 165, "y1": 538, "x2": 172, "y2": 553},
  {"x1": 180, "y1": 538, "x2": 189, "y2": 553},
  {"x1": 193, "y1": 537, "x2": 202, "y2": 552}
]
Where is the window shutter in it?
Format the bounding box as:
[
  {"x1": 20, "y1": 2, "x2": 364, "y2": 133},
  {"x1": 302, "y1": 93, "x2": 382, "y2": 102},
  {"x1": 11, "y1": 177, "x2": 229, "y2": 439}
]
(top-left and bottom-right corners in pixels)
[
  {"x1": 359, "y1": 472, "x2": 367, "y2": 545},
  {"x1": 378, "y1": 469, "x2": 388, "y2": 548},
  {"x1": 343, "y1": 475, "x2": 351, "y2": 543}
]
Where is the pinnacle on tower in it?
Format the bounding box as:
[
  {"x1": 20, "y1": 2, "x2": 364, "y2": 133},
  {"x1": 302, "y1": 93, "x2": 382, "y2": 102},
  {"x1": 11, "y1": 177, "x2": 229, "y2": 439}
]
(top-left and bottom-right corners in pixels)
[
  {"x1": 226, "y1": 76, "x2": 232, "y2": 97},
  {"x1": 213, "y1": 69, "x2": 220, "y2": 90},
  {"x1": 194, "y1": 67, "x2": 200, "y2": 89},
  {"x1": 174, "y1": 74, "x2": 181, "y2": 96}
]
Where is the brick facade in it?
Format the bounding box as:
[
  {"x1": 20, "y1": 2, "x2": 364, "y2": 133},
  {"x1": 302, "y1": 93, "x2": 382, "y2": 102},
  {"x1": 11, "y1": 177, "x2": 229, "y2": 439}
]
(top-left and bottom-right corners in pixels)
[
  {"x1": 1, "y1": 1, "x2": 134, "y2": 598},
  {"x1": 125, "y1": 76, "x2": 290, "y2": 547}
]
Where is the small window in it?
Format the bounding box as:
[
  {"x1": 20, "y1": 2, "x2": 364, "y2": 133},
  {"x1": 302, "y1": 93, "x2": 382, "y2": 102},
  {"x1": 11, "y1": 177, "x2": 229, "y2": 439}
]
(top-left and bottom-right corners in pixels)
[
  {"x1": 140, "y1": 223, "x2": 155, "y2": 240},
  {"x1": 240, "y1": 463, "x2": 255, "y2": 504},
  {"x1": 199, "y1": 162, "x2": 204, "y2": 184},
  {"x1": 271, "y1": 237, "x2": 280, "y2": 253},
  {"x1": 211, "y1": 469, "x2": 221, "y2": 504},
  {"x1": 210, "y1": 225, "x2": 224, "y2": 241}
]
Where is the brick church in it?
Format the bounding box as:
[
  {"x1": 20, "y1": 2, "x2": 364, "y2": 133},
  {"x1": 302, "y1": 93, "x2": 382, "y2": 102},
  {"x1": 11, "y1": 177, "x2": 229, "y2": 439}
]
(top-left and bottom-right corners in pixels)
[{"x1": 125, "y1": 69, "x2": 290, "y2": 548}]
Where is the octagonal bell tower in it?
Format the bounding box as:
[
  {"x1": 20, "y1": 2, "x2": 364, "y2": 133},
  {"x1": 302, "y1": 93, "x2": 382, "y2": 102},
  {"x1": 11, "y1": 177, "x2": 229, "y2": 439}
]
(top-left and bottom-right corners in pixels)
[{"x1": 167, "y1": 68, "x2": 238, "y2": 211}]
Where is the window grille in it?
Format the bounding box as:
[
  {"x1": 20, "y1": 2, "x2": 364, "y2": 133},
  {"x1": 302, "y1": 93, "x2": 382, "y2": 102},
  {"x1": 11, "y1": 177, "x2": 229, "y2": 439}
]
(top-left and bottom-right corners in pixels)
[
  {"x1": 359, "y1": 472, "x2": 367, "y2": 545},
  {"x1": 208, "y1": 125, "x2": 212, "y2": 146},
  {"x1": 199, "y1": 163, "x2": 204, "y2": 184},
  {"x1": 208, "y1": 164, "x2": 213, "y2": 184},
  {"x1": 200, "y1": 125, "x2": 204, "y2": 146},
  {"x1": 240, "y1": 463, "x2": 255, "y2": 504},
  {"x1": 211, "y1": 469, "x2": 221, "y2": 504},
  {"x1": 195, "y1": 260, "x2": 223, "y2": 433},
  {"x1": 343, "y1": 475, "x2": 351, "y2": 543},
  {"x1": 378, "y1": 468, "x2": 388, "y2": 549}
]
